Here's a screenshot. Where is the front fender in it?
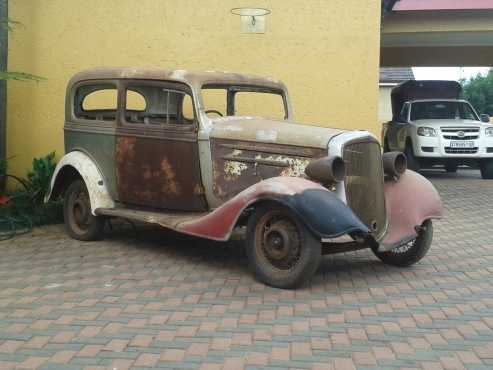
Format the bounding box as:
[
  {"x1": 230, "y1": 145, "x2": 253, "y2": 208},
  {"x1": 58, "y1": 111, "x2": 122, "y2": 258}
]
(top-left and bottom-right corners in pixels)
[
  {"x1": 178, "y1": 177, "x2": 369, "y2": 241},
  {"x1": 45, "y1": 151, "x2": 115, "y2": 214},
  {"x1": 380, "y1": 170, "x2": 443, "y2": 251}
]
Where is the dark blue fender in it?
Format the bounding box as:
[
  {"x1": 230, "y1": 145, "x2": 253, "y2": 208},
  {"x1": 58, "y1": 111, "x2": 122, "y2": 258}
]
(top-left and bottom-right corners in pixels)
[
  {"x1": 277, "y1": 189, "x2": 370, "y2": 239},
  {"x1": 179, "y1": 177, "x2": 369, "y2": 241}
]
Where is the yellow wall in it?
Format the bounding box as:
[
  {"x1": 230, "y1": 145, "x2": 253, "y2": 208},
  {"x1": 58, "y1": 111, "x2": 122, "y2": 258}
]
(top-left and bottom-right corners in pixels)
[{"x1": 8, "y1": 0, "x2": 381, "y2": 176}]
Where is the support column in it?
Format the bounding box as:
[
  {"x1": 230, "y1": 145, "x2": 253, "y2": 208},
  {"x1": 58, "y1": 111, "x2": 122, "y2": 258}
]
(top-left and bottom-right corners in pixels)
[{"x1": 0, "y1": 0, "x2": 7, "y2": 191}]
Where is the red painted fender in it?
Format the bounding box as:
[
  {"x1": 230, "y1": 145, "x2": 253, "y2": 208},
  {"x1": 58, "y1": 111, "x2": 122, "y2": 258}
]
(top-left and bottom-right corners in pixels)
[
  {"x1": 178, "y1": 177, "x2": 327, "y2": 241},
  {"x1": 380, "y1": 170, "x2": 443, "y2": 251}
]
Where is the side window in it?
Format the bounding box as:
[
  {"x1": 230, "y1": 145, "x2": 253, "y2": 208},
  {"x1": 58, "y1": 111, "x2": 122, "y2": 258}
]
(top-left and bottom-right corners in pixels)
[
  {"x1": 75, "y1": 83, "x2": 117, "y2": 121},
  {"x1": 462, "y1": 104, "x2": 476, "y2": 120},
  {"x1": 399, "y1": 103, "x2": 410, "y2": 122},
  {"x1": 234, "y1": 91, "x2": 286, "y2": 120},
  {"x1": 124, "y1": 84, "x2": 194, "y2": 126},
  {"x1": 202, "y1": 88, "x2": 227, "y2": 117}
]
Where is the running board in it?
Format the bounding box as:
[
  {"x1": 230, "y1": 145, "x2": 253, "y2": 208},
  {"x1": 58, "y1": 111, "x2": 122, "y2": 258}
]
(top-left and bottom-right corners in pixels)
[{"x1": 96, "y1": 208, "x2": 209, "y2": 231}]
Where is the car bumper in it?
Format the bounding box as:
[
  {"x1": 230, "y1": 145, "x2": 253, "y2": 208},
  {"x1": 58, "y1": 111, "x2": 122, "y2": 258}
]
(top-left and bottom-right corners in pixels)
[{"x1": 413, "y1": 136, "x2": 493, "y2": 158}]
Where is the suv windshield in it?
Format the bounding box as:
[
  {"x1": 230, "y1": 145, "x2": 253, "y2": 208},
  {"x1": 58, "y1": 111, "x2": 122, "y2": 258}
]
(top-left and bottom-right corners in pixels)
[
  {"x1": 201, "y1": 84, "x2": 287, "y2": 120},
  {"x1": 410, "y1": 101, "x2": 478, "y2": 121}
]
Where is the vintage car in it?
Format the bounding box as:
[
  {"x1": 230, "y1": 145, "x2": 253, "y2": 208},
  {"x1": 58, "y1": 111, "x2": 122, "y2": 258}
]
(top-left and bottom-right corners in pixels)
[
  {"x1": 46, "y1": 68, "x2": 443, "y2": 288},
  {"x1": 383, "y1": 80, "x2": 493, "y2": 178}
]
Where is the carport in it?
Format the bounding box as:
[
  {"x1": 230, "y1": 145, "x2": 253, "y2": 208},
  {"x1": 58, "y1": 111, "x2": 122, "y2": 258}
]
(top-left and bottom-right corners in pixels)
[{"x1": 381, "y1": 0, "x2": 493, "y2": 66}]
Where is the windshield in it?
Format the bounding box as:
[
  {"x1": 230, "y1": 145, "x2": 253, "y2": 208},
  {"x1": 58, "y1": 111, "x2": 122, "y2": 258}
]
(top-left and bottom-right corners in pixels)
[
  {"x1": 410, "y1": 101, "x2": 478, "y2": 121},
  {"x1": 201, "y1": 84, "x2": 288, "y2": 120}
]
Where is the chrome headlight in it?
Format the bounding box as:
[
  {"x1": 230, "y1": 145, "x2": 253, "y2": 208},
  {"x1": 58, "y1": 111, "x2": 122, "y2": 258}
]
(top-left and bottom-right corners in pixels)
[
  {"x1": 485, "y1": 127, "x2": 493, "y2": 137},
  {"x1": 417, "y1": 127, "x2": 437, "y2": 137}
]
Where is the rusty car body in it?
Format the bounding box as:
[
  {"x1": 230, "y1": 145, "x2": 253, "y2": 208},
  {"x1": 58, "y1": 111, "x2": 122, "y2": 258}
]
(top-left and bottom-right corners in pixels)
[{"x1": 47, "y1": 68, "x2": 443, "y2": 288}]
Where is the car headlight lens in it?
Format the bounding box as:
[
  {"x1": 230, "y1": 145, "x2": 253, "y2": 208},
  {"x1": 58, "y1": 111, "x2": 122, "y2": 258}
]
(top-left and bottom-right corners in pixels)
[
  {"x1": 486, "y1": 127, "x2": 493, "y2": 137},
  {"x1": 417, "y1": 127, "x2": 437, "y2": 137}
]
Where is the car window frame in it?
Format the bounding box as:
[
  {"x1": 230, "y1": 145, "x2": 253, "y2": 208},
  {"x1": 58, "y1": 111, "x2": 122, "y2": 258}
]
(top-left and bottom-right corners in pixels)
[
  {"x1": 201, "y1": 84, "x2": 289, "y2": 120},
  {"x1": 398, "y1": 102, "x2": 410, "y2": 123},
  {"x1": 71, "y1": 79, "x2": 119, "y2": 125},
  {"x1": 119, "y1": 79, "x2": 198, "y2": 133}
]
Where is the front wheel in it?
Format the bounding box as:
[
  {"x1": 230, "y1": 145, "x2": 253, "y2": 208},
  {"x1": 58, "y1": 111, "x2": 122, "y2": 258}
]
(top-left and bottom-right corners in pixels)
[
  {"x1": 480, "y1": 159, "x2": 493, "y2": 179},
  {"x1": 373, "y1": 220, "x2": 433, "y2": 267},
  {"x1": 246, "y1": 204, "x2": 321, "y2": 289},
  {"x1": 64, "y1": 179, "x2": 105, "y2": 241}
]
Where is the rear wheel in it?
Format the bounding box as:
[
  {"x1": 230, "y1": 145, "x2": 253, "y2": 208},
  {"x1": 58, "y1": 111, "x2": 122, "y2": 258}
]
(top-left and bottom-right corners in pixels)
[
  {"x1": 405, "y1": 142, "x2": 420, "y2": 171},
  {"x1": 373, "y1": 220, "x2": 433, "y2": 267},
  {"x1": 246, "y1": 204, "x2": 321, "y2": 289},
  {"x1": 480, "y1": 159, "x2": 493, "y2": 179},
  {"x1": 445, "y1": 162, "x2": 458, "y2": 173},
  {"x1": 64, "y1": 180, "x2": 105, "y2": 241}
]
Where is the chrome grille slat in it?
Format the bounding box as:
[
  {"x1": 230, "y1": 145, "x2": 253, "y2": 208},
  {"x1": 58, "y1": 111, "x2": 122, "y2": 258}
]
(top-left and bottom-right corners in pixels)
[
  {"x1": 343, "y1": 141, "x2": 386, "y2": 240},
  {"x1": 444, "y1": 147, "x2": 479, "y2": 154},
  {"x1": 443, "y1": 135, "x2": 479, "y2": 140},
  {"x1": 440, "y1": 127, "x2": 479, "y2": 133}
]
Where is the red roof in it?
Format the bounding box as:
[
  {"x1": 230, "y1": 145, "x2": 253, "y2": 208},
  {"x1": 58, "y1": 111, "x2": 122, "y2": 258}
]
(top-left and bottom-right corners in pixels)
[{"x1": 393, "y1": 0, "x2": 493, "y2": 11}]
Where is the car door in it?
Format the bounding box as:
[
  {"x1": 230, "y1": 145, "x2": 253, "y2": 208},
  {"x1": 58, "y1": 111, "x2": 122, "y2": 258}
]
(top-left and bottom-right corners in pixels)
[
  {"x1": 115, "y1": 80, "x2": 208, "y2": 211},
  {"x1": 386, "y1": 102, "x2": 410, "y2": 151}
]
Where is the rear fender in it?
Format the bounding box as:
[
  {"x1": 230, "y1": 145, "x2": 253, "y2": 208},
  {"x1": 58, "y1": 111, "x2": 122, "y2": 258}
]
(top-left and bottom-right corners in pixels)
[
  {"x1": 178, "y1": 177, "x2": 369, "y2": 241},
  {"x1": 380, "y1": 170, "x2": 443, "y2": 251},
  {"x1": 45, "y1": 151, "x2": 115, "y2": 214}
]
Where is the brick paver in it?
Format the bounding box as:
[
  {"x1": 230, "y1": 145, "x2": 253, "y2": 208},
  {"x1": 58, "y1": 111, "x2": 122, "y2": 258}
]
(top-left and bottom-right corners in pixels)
[{"x1": 0, "y1": 169, "x2": 492, "y2": 369}]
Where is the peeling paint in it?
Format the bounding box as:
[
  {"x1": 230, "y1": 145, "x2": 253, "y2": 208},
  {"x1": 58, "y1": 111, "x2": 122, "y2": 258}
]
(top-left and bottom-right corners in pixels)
[
  {"x1": 224, "y1": 160, "x2": 248, "y2": 178},
  {"x1": 160, "y1": 158, "x2": 181, "y2": 195},
  {"x1": 47, "y1": 151, "x2": 115, "y2": 214},
  {"x1": 170, "y1": 69, "x2": 188, "y2": 80},
  {"x1": 256, "y1": 130, "x2": 278, "y2": 142},
  {"x1": 211, "y1": 116, "x2": 256, "y2": 124}
]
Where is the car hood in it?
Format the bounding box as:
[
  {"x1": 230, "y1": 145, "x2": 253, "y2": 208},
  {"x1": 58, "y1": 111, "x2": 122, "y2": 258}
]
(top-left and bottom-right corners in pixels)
[
  {"x1": 411, "y1": 119, "x2": 489, "y2": 129},
  {"x1": 209, "y1": 116, "x2": 346, "y2": 150}
]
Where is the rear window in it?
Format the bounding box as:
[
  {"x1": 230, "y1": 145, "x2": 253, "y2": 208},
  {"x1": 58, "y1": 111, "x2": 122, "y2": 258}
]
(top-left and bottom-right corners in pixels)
[{"x1": 74, "y1": 83, "x2": 117, "y2": 122}]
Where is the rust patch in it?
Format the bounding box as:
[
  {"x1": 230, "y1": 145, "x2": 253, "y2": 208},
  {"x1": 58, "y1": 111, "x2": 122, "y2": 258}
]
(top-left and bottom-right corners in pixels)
[
  {"x1": 160, "y1": 158, "x2": 181, "y2": 196},
  {"x1": 211, "y1": 138, "x2": 326, "y2": 202},
  {"x1": 115, "y1": 132, "x2": 207, "y2": 211}
]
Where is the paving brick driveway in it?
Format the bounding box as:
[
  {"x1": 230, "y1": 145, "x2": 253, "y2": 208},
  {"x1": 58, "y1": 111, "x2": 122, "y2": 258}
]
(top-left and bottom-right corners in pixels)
[{"x1": 0, "y1": 169, "x2": 492, "y2": 370}]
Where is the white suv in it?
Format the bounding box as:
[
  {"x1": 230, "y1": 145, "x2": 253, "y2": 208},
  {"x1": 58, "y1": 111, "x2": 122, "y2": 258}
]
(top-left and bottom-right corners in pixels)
[{"x1": 383, "y1": 81, "x2": 493, "y2": 179}]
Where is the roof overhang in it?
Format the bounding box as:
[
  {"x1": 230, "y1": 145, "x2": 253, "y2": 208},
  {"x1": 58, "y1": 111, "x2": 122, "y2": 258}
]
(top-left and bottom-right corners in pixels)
[
  {"x1": 393, "y1": 0, "x2": 493, "y2": 11},
  {"x1": 381, "y1": 4, "x2": 493, "y2": 66}
]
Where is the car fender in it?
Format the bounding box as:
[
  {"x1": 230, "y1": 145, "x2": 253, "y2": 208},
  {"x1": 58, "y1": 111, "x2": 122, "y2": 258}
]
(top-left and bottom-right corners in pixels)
[
  {"x1": 45, "y1": 151, "x2": 115, "y2": 214},
  {"x1": 380, "y1": 170, "x2": 442, "y2": 251},
  {"x1": 178, "y1": 176, "x2": 369, "y2": 241}
]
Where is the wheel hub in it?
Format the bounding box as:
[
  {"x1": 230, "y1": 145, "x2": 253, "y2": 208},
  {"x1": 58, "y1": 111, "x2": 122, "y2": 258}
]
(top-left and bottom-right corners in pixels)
[
  {"x1": 257, "y1": 216, "x2": 301, "y2": 270},
  {"x1": 264, "y1": 226, "x2": 291, "y2": 260}
]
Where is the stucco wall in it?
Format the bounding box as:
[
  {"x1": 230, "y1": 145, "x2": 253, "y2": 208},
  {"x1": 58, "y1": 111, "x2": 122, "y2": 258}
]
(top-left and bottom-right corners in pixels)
[{"x1": 7, "y1": 0, "x2": 381, "y2": 176}]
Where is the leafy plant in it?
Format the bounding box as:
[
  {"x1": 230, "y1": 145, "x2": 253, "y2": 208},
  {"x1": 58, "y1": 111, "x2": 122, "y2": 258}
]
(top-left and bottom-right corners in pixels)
[
  {"x1": 0, "y1": 18, "x2": 44, "y2": 82},
  {"x1": 0, "y1": 157, "x2": 6, "y2": 179},
  {"x1": 461, "y1": 69, "x2": 493, "y2": 116},
  {"x1": 26, "y1": 152, "x2": 56, "y2": 204}
]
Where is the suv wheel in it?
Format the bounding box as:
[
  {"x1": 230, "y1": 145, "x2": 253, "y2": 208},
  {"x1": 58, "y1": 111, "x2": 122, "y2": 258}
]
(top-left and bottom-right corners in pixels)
[
  {"x1": 64, "y1": 180, "x2": 105, "y2": 241},
  {"x1": 246, "y1": 204, "x2": 321, "y2": 289},
  {"x1": 405, "y1": 142, "x2": 420, "y2": 171},
  {"x1": 373, "y1": 220, "x2": 433, "y2": 267},
  {"x1": 480, "y1": 159, "x2": 493, "y2": 179},
  {"x1": 445, "y1": 162, "x2": 458, "y2": 173}
]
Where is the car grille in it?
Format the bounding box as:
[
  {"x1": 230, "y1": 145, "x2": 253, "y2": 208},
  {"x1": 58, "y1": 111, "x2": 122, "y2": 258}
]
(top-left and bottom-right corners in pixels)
[
  {"x1": 444, "y1": 147, "x2": 479, "y2": 154},
  {"x1": 441, "y1": 127, "x2": 480, "y2": 140},
  {"x1": 343, "y1": 140, "x2": 387, "y2": 240}
]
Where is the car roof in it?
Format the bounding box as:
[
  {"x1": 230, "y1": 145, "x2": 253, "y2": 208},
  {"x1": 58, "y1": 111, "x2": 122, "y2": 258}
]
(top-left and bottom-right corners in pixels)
[
  {"x1": 409, "y1": 99, "x2": 469, "y2": 103},
  {"x1": 68, "y1": 67, "x2": 287, "y2": 91}
]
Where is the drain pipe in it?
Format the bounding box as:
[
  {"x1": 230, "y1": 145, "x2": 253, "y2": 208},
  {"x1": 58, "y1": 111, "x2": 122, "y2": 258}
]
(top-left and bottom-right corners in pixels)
[{"x1": 0, "y1": 0, "x2": 7, "y2": 191}]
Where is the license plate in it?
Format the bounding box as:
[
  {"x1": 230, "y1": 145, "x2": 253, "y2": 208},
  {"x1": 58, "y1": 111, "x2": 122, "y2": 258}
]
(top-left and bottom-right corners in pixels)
[{"x1": 450, "y1": 141, "x2": 475, "y2": 148}]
